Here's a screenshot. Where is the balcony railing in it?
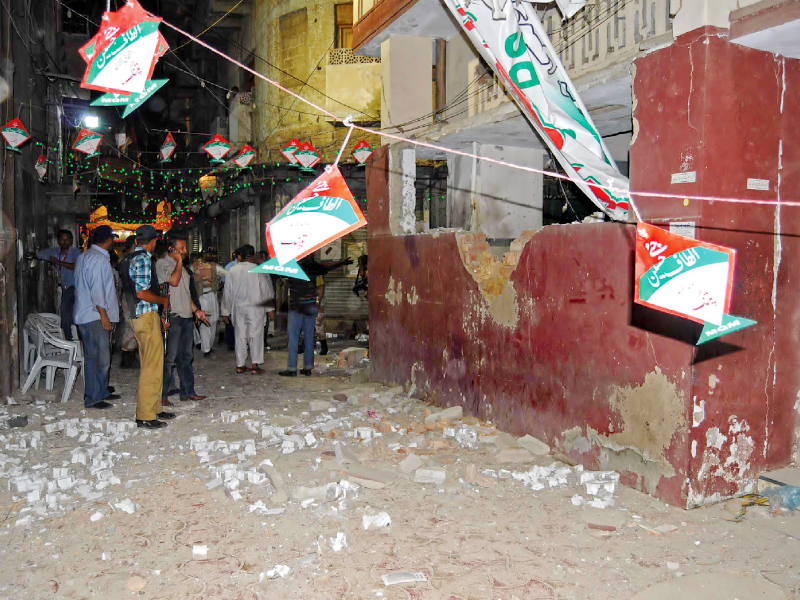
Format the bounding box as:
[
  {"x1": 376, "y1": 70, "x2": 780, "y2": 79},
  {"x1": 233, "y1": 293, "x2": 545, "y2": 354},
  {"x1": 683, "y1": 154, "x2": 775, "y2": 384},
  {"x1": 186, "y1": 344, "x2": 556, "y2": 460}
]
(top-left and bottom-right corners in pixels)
[{"x1": 329, "y1": 48, "x2": 381, "y2": 66}]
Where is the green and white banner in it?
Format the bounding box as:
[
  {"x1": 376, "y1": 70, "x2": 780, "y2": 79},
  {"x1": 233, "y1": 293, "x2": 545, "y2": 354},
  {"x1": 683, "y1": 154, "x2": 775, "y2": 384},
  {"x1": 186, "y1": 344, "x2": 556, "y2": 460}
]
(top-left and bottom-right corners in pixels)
[
  {"x1": 443, "y1": 0, "x2": 629, "y2": 219},
  {"x1": 634, "y1": 222, "x2": 756, "y2": 345},
  {"x1": 1, "y1": 118, "x2": 31, "y2": 152}
]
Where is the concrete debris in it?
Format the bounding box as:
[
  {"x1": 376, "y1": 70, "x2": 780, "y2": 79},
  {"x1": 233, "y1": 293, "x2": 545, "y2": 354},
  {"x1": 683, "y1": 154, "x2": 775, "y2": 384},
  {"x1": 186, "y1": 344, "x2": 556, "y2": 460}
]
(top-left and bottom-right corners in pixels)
[
  {"x1": 127, "y1": 576, "x2": 147, "y2": 592},
  {"x1": 90, "y1": 511, "x2": 105, "y2": 522},
  {"x1": 414, "y1": 467, "x2": 447, "y2": 485},
  {"x1": 495, "y1": 448, "x2": 535, "y2": 464},
  {"x1": 337, "y1": 347, "x2": 369, "y2": 369},
  {"x1": 262, "y1": 565, "x2": 291, "y2": 580},
  {"x1": 346, "y1": 464, "x2": 396, "y2": 489},
  {"x1": 399, "y1": 454, "x2": 423, "y2": 474},
  {"x1": 113, "y1": 499, "x2": 136, "y2": 514},
  {"x1": 517, "y1": 434, "x2": 550, "y2": 455},
  {"x1": 250, "y1": 501, "x2": 285, "y2": 516},
  {"x1": 192, "y1": 545, "x2": 208, "y2": 558},
  {"x1": 362, "y1": 507, "x2": 392, "y2": 530},
  {"x1": 382, "y1": 572, "x2": 427, "y2": 586},
  {"x1": 329, "y1": 532, "x2": 348, "y2": 552},
  {"x1": 426, "y1": 405, "x2": 463, "y2": 425},
  {"x1": 309, "y1": 400, "x2": 332, "y2": 412}
]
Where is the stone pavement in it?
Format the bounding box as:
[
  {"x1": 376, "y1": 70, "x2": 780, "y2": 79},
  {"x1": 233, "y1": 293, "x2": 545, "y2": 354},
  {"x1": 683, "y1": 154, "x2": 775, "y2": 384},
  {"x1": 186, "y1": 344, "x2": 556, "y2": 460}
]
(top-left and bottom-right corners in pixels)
[{"x1": 0, "y1": 343, "x2": 797, "y2": 599}]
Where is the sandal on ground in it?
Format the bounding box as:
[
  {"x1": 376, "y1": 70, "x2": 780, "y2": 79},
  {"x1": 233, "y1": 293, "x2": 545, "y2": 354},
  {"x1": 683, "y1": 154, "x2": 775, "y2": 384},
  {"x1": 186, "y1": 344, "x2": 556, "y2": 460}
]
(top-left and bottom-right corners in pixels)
[
  {"x1": 251, "y1": 365, "x2": 265, "y2": 374},
  {"x1": 236, "y1": 367, "x2": 247, "y2": 374}
]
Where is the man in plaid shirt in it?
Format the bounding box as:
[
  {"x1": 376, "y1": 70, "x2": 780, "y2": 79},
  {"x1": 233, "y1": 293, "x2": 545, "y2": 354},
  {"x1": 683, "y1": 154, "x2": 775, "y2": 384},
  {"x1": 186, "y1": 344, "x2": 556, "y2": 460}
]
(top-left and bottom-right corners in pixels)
[{"x1": 127, "y1": 225, "x2": 174, "y2": 429}]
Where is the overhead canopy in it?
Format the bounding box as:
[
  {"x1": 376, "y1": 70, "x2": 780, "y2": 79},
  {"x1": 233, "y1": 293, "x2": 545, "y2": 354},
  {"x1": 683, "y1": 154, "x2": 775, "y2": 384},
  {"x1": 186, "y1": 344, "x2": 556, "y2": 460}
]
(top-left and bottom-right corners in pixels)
[{"x1": 87, "y1": 202, "x2": 173, "y2": 232}]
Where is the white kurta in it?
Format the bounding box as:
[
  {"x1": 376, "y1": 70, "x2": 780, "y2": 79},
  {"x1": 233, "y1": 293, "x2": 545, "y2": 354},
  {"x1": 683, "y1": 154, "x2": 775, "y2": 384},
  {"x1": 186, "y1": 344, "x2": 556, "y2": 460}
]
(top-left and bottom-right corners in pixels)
[
  {"x1": 221, "y1": 262, "x2": 274, "y2": 367},
  {"x1": 194, "y1": 264, "x2": 227, "y2": 353}
]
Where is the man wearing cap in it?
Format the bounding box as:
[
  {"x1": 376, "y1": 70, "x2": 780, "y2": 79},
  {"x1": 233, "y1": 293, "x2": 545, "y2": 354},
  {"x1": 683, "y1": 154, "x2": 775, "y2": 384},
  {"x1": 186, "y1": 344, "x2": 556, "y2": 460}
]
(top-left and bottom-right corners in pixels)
[
  {"x1": 74, "y1": 225, "x2": 120, "y2": 408},
  {"x1": 127, "y1": 225, "x2": 174, "y2": 429}
]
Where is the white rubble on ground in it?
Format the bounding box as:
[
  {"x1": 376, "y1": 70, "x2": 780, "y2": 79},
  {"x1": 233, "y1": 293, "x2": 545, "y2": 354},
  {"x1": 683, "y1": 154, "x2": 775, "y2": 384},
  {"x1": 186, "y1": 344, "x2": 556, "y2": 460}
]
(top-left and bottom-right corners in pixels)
[
  {"x1": 1, "y1": 417, "x2": 140, "y2": 522},
  {"x1": 510, "y1": 463, "x2": 620, "y2": 508}
]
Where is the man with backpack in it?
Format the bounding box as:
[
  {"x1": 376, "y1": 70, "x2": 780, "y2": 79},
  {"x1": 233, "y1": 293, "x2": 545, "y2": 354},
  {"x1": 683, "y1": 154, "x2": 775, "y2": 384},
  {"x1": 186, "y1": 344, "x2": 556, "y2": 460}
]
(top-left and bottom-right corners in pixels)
[{"x1": 120, "y1": 225, "x2": 174, "y2": 429}]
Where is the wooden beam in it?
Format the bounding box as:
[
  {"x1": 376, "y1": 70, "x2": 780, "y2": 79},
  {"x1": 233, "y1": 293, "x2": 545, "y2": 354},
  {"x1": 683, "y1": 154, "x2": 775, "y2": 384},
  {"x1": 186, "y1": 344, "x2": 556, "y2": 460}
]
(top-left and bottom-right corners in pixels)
[{"x1": 353, "y1": 0, "x2": 418, "y2": 53}]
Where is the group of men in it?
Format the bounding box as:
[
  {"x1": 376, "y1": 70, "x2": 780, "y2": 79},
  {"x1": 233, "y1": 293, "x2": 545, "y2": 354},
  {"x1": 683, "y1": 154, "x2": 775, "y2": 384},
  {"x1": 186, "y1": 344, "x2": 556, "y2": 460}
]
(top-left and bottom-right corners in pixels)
[{"x1": 40, "y1": 224, "x2": 354, "y2": 429}]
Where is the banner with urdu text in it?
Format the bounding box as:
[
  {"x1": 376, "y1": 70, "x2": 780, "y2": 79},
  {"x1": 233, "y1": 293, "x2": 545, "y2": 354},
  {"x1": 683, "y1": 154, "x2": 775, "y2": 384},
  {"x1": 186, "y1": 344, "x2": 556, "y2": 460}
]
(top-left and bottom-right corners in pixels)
[{"x1": 442, "y1": 0, "x2": 630, "y2": 220}]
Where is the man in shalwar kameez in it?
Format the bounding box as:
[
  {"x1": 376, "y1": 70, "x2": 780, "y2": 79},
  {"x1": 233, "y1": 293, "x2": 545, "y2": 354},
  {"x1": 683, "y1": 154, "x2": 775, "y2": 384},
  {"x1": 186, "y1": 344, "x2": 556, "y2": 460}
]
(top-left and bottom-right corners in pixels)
[{"x1": 221, "y1": 245, "x2": 274, "y2": 374}]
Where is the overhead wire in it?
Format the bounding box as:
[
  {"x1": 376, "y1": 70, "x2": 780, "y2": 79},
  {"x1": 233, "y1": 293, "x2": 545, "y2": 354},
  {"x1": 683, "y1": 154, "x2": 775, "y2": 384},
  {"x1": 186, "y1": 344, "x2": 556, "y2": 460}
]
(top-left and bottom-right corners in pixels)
[
  {"x1": 169, "y1": 0, "x2": 245, "y2": 53},
  {"x1": 160, "y1": 16, "x2": 800, "y2": 212},
  {"x1": 166, "y1": 0, "x2": 379, "y2": 120}
]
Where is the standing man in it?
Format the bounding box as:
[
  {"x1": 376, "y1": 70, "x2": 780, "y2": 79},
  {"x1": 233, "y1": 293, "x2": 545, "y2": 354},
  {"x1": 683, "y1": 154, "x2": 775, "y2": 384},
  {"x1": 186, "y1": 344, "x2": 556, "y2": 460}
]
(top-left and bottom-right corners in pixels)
[
  {"x1": 37, "y1": 229, "x2": 80, "y2": 340},
  {"x1": 74, "y1": 226, "x2": 120, "y2": 409},
  {"x1": 223, "y1": 247, "x2": 241, "y2": 351},
  {"x1": 117, "y1": 236, "x2": 139, "y2": 369},
  {"x1": 279, "y1": 255, "x2": 352, "y2": 377},
  {"x1": 125, "y1": 225, "x2": 173, "y2": 429},
  {"x1": 221, "y1": 245, "x2": 274, "y2": 374},
  {"x1": 192, "y1": 251, "x2": 227, "y2": 357},
  {"x1": 156, "y1": 231, "x2": 209, "y2": 404}
]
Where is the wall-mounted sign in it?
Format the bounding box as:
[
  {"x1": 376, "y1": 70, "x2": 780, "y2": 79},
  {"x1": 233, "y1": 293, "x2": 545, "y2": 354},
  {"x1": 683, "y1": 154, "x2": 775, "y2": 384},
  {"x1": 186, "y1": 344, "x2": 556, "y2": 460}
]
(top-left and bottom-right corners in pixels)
[{"x1": 634, "y1": 222, "x2": 755, "y2": 344}]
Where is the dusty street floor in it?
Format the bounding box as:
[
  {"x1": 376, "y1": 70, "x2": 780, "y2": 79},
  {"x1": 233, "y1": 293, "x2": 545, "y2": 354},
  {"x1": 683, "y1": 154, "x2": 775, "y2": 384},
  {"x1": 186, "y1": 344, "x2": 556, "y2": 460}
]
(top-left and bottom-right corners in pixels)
[{"x1": 1, "y1": 342, "x2": 798, "y2": 600}]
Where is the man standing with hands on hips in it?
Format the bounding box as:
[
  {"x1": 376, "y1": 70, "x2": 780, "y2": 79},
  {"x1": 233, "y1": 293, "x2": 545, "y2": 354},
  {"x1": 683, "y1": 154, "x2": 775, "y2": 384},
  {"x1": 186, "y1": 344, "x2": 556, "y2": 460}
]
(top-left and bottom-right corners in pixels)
[
  {"x1": 156, "y1": 230, "x2": 209, "y2": 405},
  {"x1": 125, "y1": 225, "x2": 174, "y2": 429},
  {"x1": 73, "y1": 225, "x2": 120, "y2": 409}
]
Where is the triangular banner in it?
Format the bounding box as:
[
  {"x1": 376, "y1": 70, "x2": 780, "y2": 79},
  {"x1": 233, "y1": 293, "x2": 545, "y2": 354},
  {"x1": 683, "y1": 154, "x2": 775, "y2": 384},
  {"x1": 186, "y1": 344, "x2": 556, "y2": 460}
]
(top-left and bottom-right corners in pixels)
[
  {"x1": 249, "y1": 257, "x2": 309, "y2": 281},
  {"x1": 1, "y1": 118, "x2": 31, "y2": 152},
  {"x1": 73, "y1": 127, "x2": 103, "y2": 158},
  {"x1": 202, "y1": 134, "x2": 232, "y2": 163},
  {"x1": 634, "y1": 222, "x2": 755, "y2": 345},
  {"x1": 256, "y1": 165, "x2": 367, "y2": 280},
  {"x1": 160, "y1": 132, "x2": 176, "y2": 162},
  {"x1": 79, "y1": 0, "x2": 169, "y2": 96}
]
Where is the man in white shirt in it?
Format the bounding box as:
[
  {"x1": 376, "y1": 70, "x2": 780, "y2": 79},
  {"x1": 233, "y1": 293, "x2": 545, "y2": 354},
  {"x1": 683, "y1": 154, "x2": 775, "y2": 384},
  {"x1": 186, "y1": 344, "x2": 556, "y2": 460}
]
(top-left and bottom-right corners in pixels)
[{"x1": 221, "y1": 244, "x2": 274, "y2": 374}]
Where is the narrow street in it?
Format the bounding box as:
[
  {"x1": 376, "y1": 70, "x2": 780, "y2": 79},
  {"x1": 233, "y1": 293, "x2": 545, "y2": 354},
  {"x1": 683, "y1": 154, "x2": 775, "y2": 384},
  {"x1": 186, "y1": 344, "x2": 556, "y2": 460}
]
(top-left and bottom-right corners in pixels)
[{"x1": 0, "y1": 344, "x2": 797, "y2": 600}]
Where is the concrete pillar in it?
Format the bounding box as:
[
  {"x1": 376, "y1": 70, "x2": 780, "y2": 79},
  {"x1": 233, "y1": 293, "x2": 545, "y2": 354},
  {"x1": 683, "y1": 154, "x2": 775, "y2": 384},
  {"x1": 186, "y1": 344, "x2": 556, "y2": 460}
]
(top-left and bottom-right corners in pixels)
[
  {"x1": 381, "y1": 36, "x2": 433, "y2": 138},
  {"x1": 388, "y1": 144, "x2": 418, "y2": 235},
  {"x1": 630, "y1": 26, "x2": 800, "y2": 504}
]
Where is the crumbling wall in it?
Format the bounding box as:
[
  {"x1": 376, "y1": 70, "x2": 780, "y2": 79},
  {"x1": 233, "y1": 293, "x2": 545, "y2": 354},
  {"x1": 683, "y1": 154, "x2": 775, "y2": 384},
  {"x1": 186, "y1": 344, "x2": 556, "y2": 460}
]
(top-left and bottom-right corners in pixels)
[{"x1": 367, "y1": 184, "x2": 694, "y2": 505}]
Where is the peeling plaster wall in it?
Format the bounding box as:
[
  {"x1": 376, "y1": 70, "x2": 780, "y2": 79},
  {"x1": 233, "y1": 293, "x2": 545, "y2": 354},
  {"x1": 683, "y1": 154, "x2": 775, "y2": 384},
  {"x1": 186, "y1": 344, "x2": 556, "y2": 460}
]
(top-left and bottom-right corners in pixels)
[
  {"x1": 366, "y1": 159, "x2": 694, "y2": 505},
  {"x1": 631, "y1": 29, "x2": 800, "y2": 506}
]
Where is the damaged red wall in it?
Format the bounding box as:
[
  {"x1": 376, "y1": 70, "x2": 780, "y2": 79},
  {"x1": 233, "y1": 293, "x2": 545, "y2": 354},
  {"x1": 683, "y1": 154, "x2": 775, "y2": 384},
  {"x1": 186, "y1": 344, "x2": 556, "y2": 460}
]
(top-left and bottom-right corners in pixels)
[
  {"x1": 631, "y1": 28, "x2": 800, "y2": 504},
  {"x1": 366, "y1": 30, "x2": 800, "y2": 508},
  {"x1": 367, "y1": 146, "x2": 695, "y2": 505}
]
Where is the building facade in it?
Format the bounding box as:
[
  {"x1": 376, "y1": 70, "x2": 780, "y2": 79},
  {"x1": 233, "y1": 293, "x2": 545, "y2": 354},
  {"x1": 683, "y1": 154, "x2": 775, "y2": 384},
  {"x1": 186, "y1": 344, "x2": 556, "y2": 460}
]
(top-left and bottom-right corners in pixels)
[{"x1": 358, "y1": 0, "x2": 800, "y2": 508}]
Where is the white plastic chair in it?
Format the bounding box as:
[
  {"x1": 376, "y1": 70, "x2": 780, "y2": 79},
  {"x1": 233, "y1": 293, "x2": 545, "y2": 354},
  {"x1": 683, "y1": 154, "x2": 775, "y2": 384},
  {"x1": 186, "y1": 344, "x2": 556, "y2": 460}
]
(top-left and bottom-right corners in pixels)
[
  {"x1": 23, "y1": 315, "x2": 62, "y2": 383},
  {"x1": 21, "y1": 323, "x2": 81, "y2": 403}
]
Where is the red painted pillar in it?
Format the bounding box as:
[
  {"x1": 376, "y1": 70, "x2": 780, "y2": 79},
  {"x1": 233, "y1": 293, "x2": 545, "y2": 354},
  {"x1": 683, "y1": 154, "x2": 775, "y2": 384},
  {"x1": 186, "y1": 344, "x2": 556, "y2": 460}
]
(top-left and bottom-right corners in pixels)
[{"x1": 630, "y1": 28, "x2": 800, "y2": 505}]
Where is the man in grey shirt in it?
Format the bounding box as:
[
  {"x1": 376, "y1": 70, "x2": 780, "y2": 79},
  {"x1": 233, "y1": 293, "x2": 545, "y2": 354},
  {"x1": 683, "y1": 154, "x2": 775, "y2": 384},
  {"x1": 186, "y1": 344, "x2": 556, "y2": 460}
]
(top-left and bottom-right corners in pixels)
[{"x1": 156, "y1": 231, "x2": 209, "y2": 404}]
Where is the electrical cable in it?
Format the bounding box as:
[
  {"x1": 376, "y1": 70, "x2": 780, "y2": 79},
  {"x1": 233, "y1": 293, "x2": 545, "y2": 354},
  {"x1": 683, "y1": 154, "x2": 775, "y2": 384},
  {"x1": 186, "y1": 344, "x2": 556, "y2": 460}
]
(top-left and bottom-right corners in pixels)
[
  {"x1": 166, "y1": 0, "x2": 380, "y2": 120},
  {"x1": 162, "y1": 17, "x2": 800, "y2": 213},
  {"x1": 170, "y1": 0, "x2": 245, "y2": 53}
]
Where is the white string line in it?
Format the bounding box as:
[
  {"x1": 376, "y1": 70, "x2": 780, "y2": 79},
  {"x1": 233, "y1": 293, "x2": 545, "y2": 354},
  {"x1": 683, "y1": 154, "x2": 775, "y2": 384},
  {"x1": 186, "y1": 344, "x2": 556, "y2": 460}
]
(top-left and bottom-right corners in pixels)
[{"x1": 160, "y1": 18, "x2": 799, "y2": 210}]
